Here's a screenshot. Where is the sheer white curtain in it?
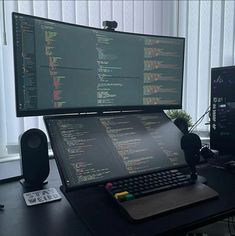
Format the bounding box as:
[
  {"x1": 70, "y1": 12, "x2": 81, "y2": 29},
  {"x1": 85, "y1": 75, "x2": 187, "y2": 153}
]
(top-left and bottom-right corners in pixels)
[
  {"x1": 179, "y1": 0, "x2": 235, "y2": 131},
  {"x1": 0, "y1": 0, "x2": 176, "y2": 159}
]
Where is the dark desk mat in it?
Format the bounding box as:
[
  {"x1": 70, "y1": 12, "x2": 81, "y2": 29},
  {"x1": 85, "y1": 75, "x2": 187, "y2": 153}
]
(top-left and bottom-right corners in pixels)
[{"x1": 62, "y1": 167, "x2": 235, "y2": 236}]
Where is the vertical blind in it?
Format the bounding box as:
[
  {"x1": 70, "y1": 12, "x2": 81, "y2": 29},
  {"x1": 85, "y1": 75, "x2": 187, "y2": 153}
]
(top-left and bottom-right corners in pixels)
[
  {"x1": 179, "y1": 0, "x2": 235, "y2": 130},
  {"x1": 0, "y1": 0, "x2": 176, "y2": 159},
  {"x1": 0, "y1": 0, "x2": 235, "y2": 159}
]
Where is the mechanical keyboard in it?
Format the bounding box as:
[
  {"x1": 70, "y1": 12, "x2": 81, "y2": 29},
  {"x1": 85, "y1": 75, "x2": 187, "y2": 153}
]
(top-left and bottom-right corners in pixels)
[
  {"x1": 104, "y1": 169, "x2": 218, "y2": 221},
  {"x1": 105, "y1": 169, "x2": 191, "y2": 202}
]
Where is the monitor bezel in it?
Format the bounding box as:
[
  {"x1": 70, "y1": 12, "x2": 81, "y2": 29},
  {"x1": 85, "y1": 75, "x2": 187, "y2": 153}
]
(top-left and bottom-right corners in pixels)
[{"x1": 13, "y1": 12, "x2": 185, "y2": 117}]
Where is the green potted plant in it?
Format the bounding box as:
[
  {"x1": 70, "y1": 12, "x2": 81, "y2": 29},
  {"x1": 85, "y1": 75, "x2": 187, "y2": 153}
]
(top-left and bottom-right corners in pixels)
[{"x1": 165, "y1": 109, "x2": 193, "y2": 134}]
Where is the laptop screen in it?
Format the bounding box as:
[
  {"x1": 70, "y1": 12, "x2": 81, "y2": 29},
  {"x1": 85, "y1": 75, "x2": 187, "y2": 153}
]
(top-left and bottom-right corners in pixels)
[{"x1": 44, "y1": 112, "x2": 186, "y2": 190}]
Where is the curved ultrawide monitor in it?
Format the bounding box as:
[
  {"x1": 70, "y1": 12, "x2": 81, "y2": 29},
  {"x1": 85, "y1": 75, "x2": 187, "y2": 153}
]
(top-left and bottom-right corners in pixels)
[{"x1": 13, "y1": 12, "x2": 185, "y2": 117}]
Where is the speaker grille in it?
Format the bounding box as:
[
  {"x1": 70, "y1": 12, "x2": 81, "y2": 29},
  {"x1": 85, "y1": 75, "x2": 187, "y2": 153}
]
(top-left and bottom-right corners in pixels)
[{"x1": 20, "y1": 129, "x2": 50, "y2": 186}]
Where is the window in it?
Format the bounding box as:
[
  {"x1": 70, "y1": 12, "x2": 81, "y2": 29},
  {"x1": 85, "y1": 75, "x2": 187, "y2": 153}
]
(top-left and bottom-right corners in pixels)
[
  {"x1": 0, "y1": 0, "x2": 176, "y2": 161},
  {"x1": 1, "y1": 0, "x2": 235, "y2": 161},
  {"x1": 179, "y1": 0, "x2": 235, "y2": 131}
]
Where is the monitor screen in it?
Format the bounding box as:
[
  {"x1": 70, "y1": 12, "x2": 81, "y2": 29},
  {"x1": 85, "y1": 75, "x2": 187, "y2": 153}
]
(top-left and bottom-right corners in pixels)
[
  {"x1": 44, "y1": 112, "x2": 186, "y2": 190},
  {"x1": 210, "y1": 66, "x2": 235, "y2": 155},
  {"x1": 13, "y1": 12, "x2": 185, "y2": 117}
]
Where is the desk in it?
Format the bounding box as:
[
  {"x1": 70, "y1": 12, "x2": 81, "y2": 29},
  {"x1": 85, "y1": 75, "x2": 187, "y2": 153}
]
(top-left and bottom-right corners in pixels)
[
  {"x1": 0, "y1": 160, "x2": 90, "y2": 236},
  {"x1": 0, "y1": 159, "x2": 235, "y2": 236}
]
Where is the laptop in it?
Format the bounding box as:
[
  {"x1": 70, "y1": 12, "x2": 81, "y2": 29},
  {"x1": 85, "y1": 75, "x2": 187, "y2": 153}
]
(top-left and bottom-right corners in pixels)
[{"x1": 44, "y1": 112, "x2": 218, "y2": 221}]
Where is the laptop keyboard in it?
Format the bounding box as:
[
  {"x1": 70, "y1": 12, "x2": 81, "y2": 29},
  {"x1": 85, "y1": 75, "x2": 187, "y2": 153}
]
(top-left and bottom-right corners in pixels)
[{"x1": 105, "y1": 169, "x2": 191, "y2": 202}]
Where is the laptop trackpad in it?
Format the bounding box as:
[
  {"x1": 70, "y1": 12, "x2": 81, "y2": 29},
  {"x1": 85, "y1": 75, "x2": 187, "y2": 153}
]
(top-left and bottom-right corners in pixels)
[{"x1": 120, "y1": 183, "x2": 218, "y2": 221}]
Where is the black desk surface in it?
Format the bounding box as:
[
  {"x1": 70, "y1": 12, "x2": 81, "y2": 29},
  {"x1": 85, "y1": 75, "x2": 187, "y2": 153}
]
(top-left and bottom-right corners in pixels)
[
  {"x1": 1, "y1": 159, "x2": 235, "y2": 236},
  {"x1": 0, "y1": 160, "x2": 90, "y2": 236}
]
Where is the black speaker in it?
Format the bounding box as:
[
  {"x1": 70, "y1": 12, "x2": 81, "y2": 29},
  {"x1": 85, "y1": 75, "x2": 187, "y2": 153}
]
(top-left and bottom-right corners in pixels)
[{"x1": 20, "y1": 128, "x2": 50, "y2": 187}]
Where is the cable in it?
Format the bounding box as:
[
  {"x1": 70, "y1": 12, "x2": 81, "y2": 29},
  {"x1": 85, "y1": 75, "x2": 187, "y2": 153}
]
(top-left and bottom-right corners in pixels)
[
  {"x1": 228, "y1": 217, "x2": 235, "y2": 236},
  {"x1": 189, "y1": 106, "x2": 210, "y2": 132},
  {"x1": 232, "y1": 216, "x2": 235, "y2": 231},
  {"x1": 189, "y1": 106, "x2": 210, "y2": 133}
]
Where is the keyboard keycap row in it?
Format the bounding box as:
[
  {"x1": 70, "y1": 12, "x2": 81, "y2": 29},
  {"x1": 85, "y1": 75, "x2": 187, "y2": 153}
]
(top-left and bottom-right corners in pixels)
[{"x1": 105, "y1": 169, "x2": 191, "y2": 202}]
